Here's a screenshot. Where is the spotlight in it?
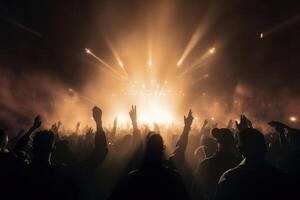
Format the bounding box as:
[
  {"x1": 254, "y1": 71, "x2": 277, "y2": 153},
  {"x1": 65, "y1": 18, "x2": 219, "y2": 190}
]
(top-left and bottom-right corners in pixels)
[
  {"x1": 289, "y1": 116, "x2": 297, "y2": 122},
  {"x1": 177, "y1": 60, "x2": 182, "y2": 66},
  {"x1": 85, "y1": 48, "x2": 91, "y2": 54},
  {"x1": 209, "y1": 47, "x2": 215, "y2": 54},
  {"x1": 260, "y1": 33, "x2": 264, "y2": 39}
]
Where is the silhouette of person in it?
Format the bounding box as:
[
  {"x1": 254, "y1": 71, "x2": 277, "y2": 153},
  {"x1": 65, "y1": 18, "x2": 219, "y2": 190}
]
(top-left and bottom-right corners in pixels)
[
  {"x1": 214, "y1": 128, "x2": 289, "y2": 200},
  {"x1": 194, "y1": 128, "x2": 241, "y2": 200},
  {"x1": 109, "y1": 133, "x2": 189, "y2": 200},
  {"x1": 0, "y1": 117, "x2": 41, "y2": 199},
  {"x1": 22, "y1": 106, "x2": 108, "y2": 200}
]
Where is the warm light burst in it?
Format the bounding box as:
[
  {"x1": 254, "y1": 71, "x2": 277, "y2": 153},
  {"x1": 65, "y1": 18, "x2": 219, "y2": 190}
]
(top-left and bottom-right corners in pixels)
[
  {"x1": 81, "y1": 2, "x2": 221, "y2": 127},
  {"x1": 209, "y1": 47, "x2": 215, "y2": 54},
  {"x1": 289, "y1": 116, "x2": 297, "y2": 122}
]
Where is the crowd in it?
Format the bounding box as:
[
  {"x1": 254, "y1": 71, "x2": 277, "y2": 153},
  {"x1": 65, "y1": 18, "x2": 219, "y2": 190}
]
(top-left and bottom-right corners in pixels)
[{"x1": 0, "y1": 105, "x2": 299, "y2": 200}]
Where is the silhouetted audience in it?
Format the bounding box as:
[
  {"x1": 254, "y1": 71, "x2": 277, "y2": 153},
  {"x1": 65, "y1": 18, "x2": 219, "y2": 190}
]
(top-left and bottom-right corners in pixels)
[
  {"x1": 215, "y1": 127, "x2": 290, "y2": 200},
  {"x1": 193, "y1": 128, "x2": 241, "y2": 200},
  {"x1": 0, "y1": 107, "x2": 299, "y2": 200},
  {"x1": 109, "y1": 133, "x2": 189, "y2": 200}
]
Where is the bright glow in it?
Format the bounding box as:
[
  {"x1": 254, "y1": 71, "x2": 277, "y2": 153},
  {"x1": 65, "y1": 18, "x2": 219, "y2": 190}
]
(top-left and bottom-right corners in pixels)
[
  {"x1": 85, "y1": 48, "x2": 91, "y2": 54},
  {"x1": 289, "y1": 116, "x2": 297, "y2": 122},
  {"x1": 84, "y1": 48, "x2": 126, "y2": 80},
  {"x1": 117, "y1": 113, "x2": 129, "y2": 125},
  {"x1": 119, "y1": 61, "x2": 124, "y2": 67},
  {"x1": 115, "y1": 105, "x2": 174, "y2": 126},
  {"x1": 260, "y1": 33, "x2": 264, "y2": 39},
  {"x1": 177, "y1": 60, "x2": 182, "y2": 66},
  {"x1": 148, "y1": 60, "x2": 152, "y2": 66},
  {"x1": 140, "y1": 109, "x2": 173, "y2": 124},
  {"x1": 209, "y1": 47, "x2": 215, "y2": 54}
]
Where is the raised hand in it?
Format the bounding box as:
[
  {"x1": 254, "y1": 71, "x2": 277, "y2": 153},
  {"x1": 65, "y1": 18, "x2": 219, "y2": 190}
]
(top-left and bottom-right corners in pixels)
[
  {"x1": 51, "y1": 121, "x2": 61, "y2": 133},
  {"x1": 129, "y1": 105, "x2": 138, "y2": 130},
  {"x1": 235, "y1": 115, "x2": 252, "y2": 132},
  {"x1": 129, "y1": 105, "x2": 137, "y2": 124},
  {"x1": 14, "y1": 115, "x2": 42, "y2": 152},
  {"x1": 86, "y1": 127, "x2": 94, "y2": 136},
  {"x1": 85, "y1": 107, "x2": 107, "y2": 169},
  {"x1": 93, "y1": 106, "x2": 102, "y2": 123},
  {"x1": 227, "y1": 120, "x2": 234, "y2": 129},
  {"x1": 32, "y1": 115, "x2": 42, "y2": 129},
  {"x1": 184, "y1": 109, "x2": 194, "y2": 128}
]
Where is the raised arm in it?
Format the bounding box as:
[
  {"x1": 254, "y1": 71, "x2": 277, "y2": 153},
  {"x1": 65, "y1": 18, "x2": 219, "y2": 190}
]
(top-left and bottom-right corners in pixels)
[
  {"x1": 93, "y1": 106, "x2": 107, "y2": 153},
  {"x1": 80, "y1": 106, "x2": 108, "y2": 170},
  {"x1": 235, "y1": 115, "x2": 252, "y2": 132},
  {"x1": 129, "y1": 105, "x2": 141, "y2": 139},
  {"x1": 129, "y1": 105, "x2": 138, "y2": 131},
  {"x1": 51, "y1": 121, "x2": 61, "y2": 141},
  {"x1": 199, "y1": 119, "x2": 208, "y2": 143},
  {"x1": 14, "y1": 115, "x2": 42, "y2": 153},
  {"x1": 170, "y1": 109, "x2": 194, "y2": 169}
]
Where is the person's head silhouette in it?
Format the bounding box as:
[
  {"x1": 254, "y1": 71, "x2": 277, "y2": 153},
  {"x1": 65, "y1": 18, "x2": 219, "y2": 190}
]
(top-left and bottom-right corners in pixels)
[
  {"x1": 0, "y1": 129, "x2": 8, "y2": 151},
  {"x1": 143, "y1": 132, "x2": 165, "y2": 167},
  {"x1": 32, "y1": 130, "x2": 55, "y2": 163},
  {"x1": 238, "y1": 128, "x2": 266, "y2": 161},
  {"x1": 212, "y1": 128, "x2": 235, "y2": 152}
]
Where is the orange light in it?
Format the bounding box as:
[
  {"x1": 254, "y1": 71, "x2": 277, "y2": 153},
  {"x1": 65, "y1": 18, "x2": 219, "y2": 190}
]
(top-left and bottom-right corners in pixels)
[
  {"x1": 289, "y1": 116, "x2": 297, "y2": 122},
  {"x1": 85, "y1": 48, "x2": 91, "y2": 54},
  {"x1": 209, "y1": 47, "x2": 215, "y2": 54}
]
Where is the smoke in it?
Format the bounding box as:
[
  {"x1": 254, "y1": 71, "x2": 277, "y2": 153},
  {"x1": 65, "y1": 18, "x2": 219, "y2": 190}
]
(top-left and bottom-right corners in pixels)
[
  {"x1": 0, "y1": 68, "x2": 93, "y2": 136},
  {"x1": 0, "y1": 0, "x2": 299, "y2": 136}
]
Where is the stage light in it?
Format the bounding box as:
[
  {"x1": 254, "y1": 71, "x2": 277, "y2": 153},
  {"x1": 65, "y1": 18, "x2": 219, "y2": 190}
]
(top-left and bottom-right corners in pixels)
[
  {"x1": 260, "y1": 33, "x2": 264, "y2": 39},
  {"x1": 289, "y1": 116, "x2": 297, "y2": 122},
  {"x1": 85, "y1": 48, "x2": 91, "y2": 54},
  {"x1": 177, "y1": 60, "x2": 182, "y2": 66}
]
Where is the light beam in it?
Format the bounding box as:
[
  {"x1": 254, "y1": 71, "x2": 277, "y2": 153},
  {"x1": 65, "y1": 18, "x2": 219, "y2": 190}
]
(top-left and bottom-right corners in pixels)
[{"x1": 85, "y1": 48, "x2": 127, "y2": 80}]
